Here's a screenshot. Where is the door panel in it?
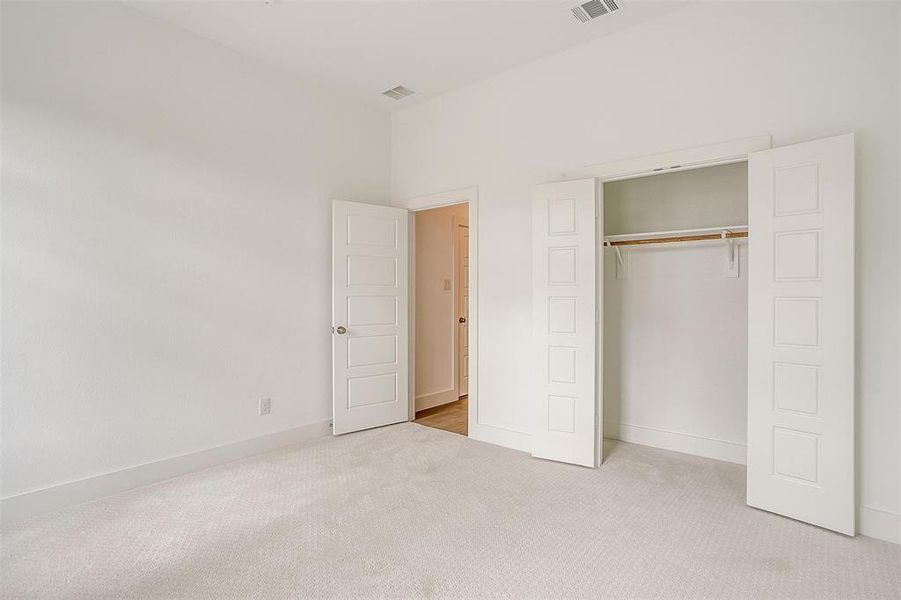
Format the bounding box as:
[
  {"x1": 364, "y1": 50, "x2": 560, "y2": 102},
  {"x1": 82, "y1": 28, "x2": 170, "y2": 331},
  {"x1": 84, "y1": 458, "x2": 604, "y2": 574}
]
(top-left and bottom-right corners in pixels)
[
  {"x1": 333, "y1": 200, "x2": 409, "y2": 435},
  {"x1": 531, "y1": 179, "x2": 598, "y2": 467},
  {"x1": 747, "y1": 134, "x2": 855, "y2": 535}
]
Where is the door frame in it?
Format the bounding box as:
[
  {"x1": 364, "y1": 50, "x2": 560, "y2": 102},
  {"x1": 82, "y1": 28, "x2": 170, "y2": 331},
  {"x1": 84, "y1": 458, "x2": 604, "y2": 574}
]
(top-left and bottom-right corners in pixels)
[
  {"x1": 394, "y1": 187, "x2": 478, "y2": 437},
  {"x1": 453, "y1": 215, "x2": 469, "y2": 398},
  {"x1": 561, "y1": 135, "x2": 772, "y2": 463}
]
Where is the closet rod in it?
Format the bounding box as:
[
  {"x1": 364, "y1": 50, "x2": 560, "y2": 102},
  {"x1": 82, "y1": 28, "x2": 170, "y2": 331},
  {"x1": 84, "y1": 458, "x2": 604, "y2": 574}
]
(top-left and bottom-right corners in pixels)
[{"x1": 604, "y1": 231, "x2": 748, "y2": 247}]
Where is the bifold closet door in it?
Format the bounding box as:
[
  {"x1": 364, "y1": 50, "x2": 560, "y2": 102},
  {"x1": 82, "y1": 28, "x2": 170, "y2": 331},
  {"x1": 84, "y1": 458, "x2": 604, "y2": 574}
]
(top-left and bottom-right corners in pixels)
[
  {"x1": 747, "y1": 134, "x2": 855, "y2": 535},
  {"x1": 332, "y1": 200, "x2": 409, "y2": 435},
  {"x1": 531, "y1": 179, "x2": 599, "y2": 467}
]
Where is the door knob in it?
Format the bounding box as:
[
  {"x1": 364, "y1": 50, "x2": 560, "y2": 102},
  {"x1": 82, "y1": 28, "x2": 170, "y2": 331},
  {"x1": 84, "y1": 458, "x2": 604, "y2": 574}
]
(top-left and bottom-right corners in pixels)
[
  {"x1": 459, "y1": 317, "x2": 466, "y2": 324},
  {"x1": 335, "y1": 326, "x2": 347, "y2": 335}
]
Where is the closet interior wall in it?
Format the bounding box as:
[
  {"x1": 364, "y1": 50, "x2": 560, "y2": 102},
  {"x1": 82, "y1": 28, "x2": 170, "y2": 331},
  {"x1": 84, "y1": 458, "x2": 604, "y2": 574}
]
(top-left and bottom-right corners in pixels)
[{"x1": 602, "y1": 162, "x2": 750, "y2": 464}]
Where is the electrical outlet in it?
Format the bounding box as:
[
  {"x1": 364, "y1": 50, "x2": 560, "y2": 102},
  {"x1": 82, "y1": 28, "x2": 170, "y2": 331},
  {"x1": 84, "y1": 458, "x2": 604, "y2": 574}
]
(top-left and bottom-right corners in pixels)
[
  {"x1": 259, "y1": 398, "x2": 271, "y2": 416},
  {"x1": 443, "y1": 278, "x2": 452, "y2": 291}
]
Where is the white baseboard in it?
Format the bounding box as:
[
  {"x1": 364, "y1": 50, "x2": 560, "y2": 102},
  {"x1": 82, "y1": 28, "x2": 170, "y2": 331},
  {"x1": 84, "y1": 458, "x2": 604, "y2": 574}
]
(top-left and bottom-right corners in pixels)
[
  {"x1": 415, "y1": 388, "x2": 458, "y2": 412},
  {"x1": 860, "y1": 505, "x2": 900, "y2": 544},
  {"x1": 607, "y1": 422, "x2": 747, "y2": 465},
  {"x1": 1, "y1": 419, "x2": 332, "y2": 525}
]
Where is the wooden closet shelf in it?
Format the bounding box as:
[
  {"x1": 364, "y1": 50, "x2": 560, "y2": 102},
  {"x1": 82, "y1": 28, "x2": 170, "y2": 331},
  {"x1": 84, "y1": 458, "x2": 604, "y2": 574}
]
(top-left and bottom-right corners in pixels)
[{"x1": 604, "y1": 230, "x2": 748, "y2": 247}]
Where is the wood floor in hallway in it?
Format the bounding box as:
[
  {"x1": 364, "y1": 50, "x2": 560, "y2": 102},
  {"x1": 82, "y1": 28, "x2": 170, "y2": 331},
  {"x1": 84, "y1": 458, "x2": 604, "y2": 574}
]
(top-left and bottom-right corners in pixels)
[{"x1": 414, "y1": 396, "x2": 467, "y2": 435}]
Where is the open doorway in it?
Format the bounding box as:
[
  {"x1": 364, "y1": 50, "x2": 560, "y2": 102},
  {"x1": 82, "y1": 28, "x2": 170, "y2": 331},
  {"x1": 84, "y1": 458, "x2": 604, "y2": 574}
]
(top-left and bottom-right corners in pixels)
[{"x1": 411, "y1": 202, "x2": 469, "y2": 435}]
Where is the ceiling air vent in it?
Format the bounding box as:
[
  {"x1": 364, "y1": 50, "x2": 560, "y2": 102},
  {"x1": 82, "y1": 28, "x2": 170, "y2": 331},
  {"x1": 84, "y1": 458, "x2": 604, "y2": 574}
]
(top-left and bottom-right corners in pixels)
[
  {"x1": 571, "y1": 0, "x2": 620, "y2": 23},
  {"x1": 382, "y1": 85, "x2": 416, "y2": 100}
]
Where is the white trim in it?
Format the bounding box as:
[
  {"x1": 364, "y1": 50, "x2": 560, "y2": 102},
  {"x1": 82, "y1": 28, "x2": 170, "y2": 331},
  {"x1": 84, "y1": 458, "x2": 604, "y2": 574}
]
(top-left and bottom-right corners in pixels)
[
  {"x1": 395, "y1": 187, "x2": 479, "y2": 439},
  {"x1": 606, "y1": 423, "x2": 747, "y2": 465},
  {"x1": 397, "y1": 186, "x2": 478, "y2": 212},
  {"x1": 415, "y1": 388, "x2": 458, "y2": 412},
  {"x1": 565, "y1": 135, "x2": 772, "y2": 182},
  {"x1": 595, "y1": 182, "x2": 604, "y2": 466},
  {"x1": 860, "y1": 505, "x2": 901, "y2": 544},
  {"x1": 1, "y1": 419, "x2": 331, "y2": 525},
  {"x1": 408, "y1": 213, "x2": 418, "y2": 422}
]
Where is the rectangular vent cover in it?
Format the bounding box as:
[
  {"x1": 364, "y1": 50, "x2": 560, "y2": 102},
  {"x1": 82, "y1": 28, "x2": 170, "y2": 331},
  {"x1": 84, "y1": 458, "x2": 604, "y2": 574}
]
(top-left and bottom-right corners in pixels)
[
  {"x1": 382, "y1": 85, "x2": 415, "y2": 100},
  {"x1": 571, "y1": 0, "x2": 620, "y2": 23}
]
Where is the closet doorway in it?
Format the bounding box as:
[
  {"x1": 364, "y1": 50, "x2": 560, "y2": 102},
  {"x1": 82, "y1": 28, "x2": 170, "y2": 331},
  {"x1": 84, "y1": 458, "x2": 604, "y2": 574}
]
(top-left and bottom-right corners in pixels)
[
  {"x1": 411, "y1": 202, "x2": 470, "y2": 435},
  {"x1": 602, "y1": 162, "x2": 749, "y2": 465}
]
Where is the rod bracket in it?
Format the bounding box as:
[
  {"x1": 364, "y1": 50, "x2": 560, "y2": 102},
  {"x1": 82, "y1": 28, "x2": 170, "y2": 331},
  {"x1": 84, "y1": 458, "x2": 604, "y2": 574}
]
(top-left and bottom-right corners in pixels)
[
  {"x1": 724, "y1": 230, "x2": 739, "y2": 278},
  {"x1": 613, "y1": 244, "x2": 628, "y2": 279},
  {"x1": 603, "y1": 241, "x2": 628, "y2": 279}
]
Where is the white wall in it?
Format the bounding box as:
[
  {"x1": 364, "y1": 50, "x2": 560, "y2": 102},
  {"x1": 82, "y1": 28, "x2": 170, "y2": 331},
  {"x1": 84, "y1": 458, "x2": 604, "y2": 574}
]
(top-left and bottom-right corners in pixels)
[
  {"x1": 1, "y1": 2, "x2": 390, "y2": 499},
  {"x1": 604, "y1": 162, "x2": 748, "y2": 234},
  {"x1": 897, "y1": 6, "x2": 901, "y2": 546},
  {"x1": 391, "y1": 2, "x2": 900, "y2": 540},
  {"x1": 603, "y1": 164, "x2": 748, "y2": 464},
  {"x1": 414, "y1": 203, "x2": 468, "y2": 410}
]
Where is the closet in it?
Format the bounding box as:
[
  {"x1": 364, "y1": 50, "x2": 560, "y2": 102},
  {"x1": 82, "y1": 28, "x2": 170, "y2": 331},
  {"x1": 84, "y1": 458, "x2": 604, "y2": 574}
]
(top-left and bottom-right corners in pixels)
[
  {"x1": 602, "y1": 163, "x2": 749, "y2": 465},
  {"x1": 530, "y1": 134, "x2": 855, "y2": 536}
]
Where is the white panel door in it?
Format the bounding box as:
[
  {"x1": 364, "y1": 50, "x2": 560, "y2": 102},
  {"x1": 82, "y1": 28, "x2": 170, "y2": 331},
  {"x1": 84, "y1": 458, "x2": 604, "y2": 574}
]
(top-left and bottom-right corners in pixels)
[
  {"x1": 531, "y1": 179, "x2": 598, "y2": 467},
  {"x1": 747, "y1": 134, "x2": 855, "y2": 534},
  {"x1": 332, "y1": 200, "x2": 409, "y2": 435},
  {"x1": 455, "y1": 221, "x2": 469, "y2": 397}
]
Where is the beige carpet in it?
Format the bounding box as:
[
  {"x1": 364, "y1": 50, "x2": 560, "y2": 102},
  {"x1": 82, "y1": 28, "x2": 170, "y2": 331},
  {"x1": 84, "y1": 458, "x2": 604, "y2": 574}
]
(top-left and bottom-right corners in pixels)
[{"x1": 2, "y1": 423, "x2": 899, "y2": 599}]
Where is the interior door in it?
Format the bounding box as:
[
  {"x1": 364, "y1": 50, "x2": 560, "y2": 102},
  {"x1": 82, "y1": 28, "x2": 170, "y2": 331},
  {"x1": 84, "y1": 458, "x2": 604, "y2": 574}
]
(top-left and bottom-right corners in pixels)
[
  {"x1": 531, "y1": 179, "x2": 598, "y2": 467},
  {"x1": 455, "y1": 221, "x2": 469, "y2": 396},
  {"x1": 332, "y1": 200, "x2": 409, "y2": 435},
  {"x1": 747, "y1": 134, "x2": 855, "y2": 534}
]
